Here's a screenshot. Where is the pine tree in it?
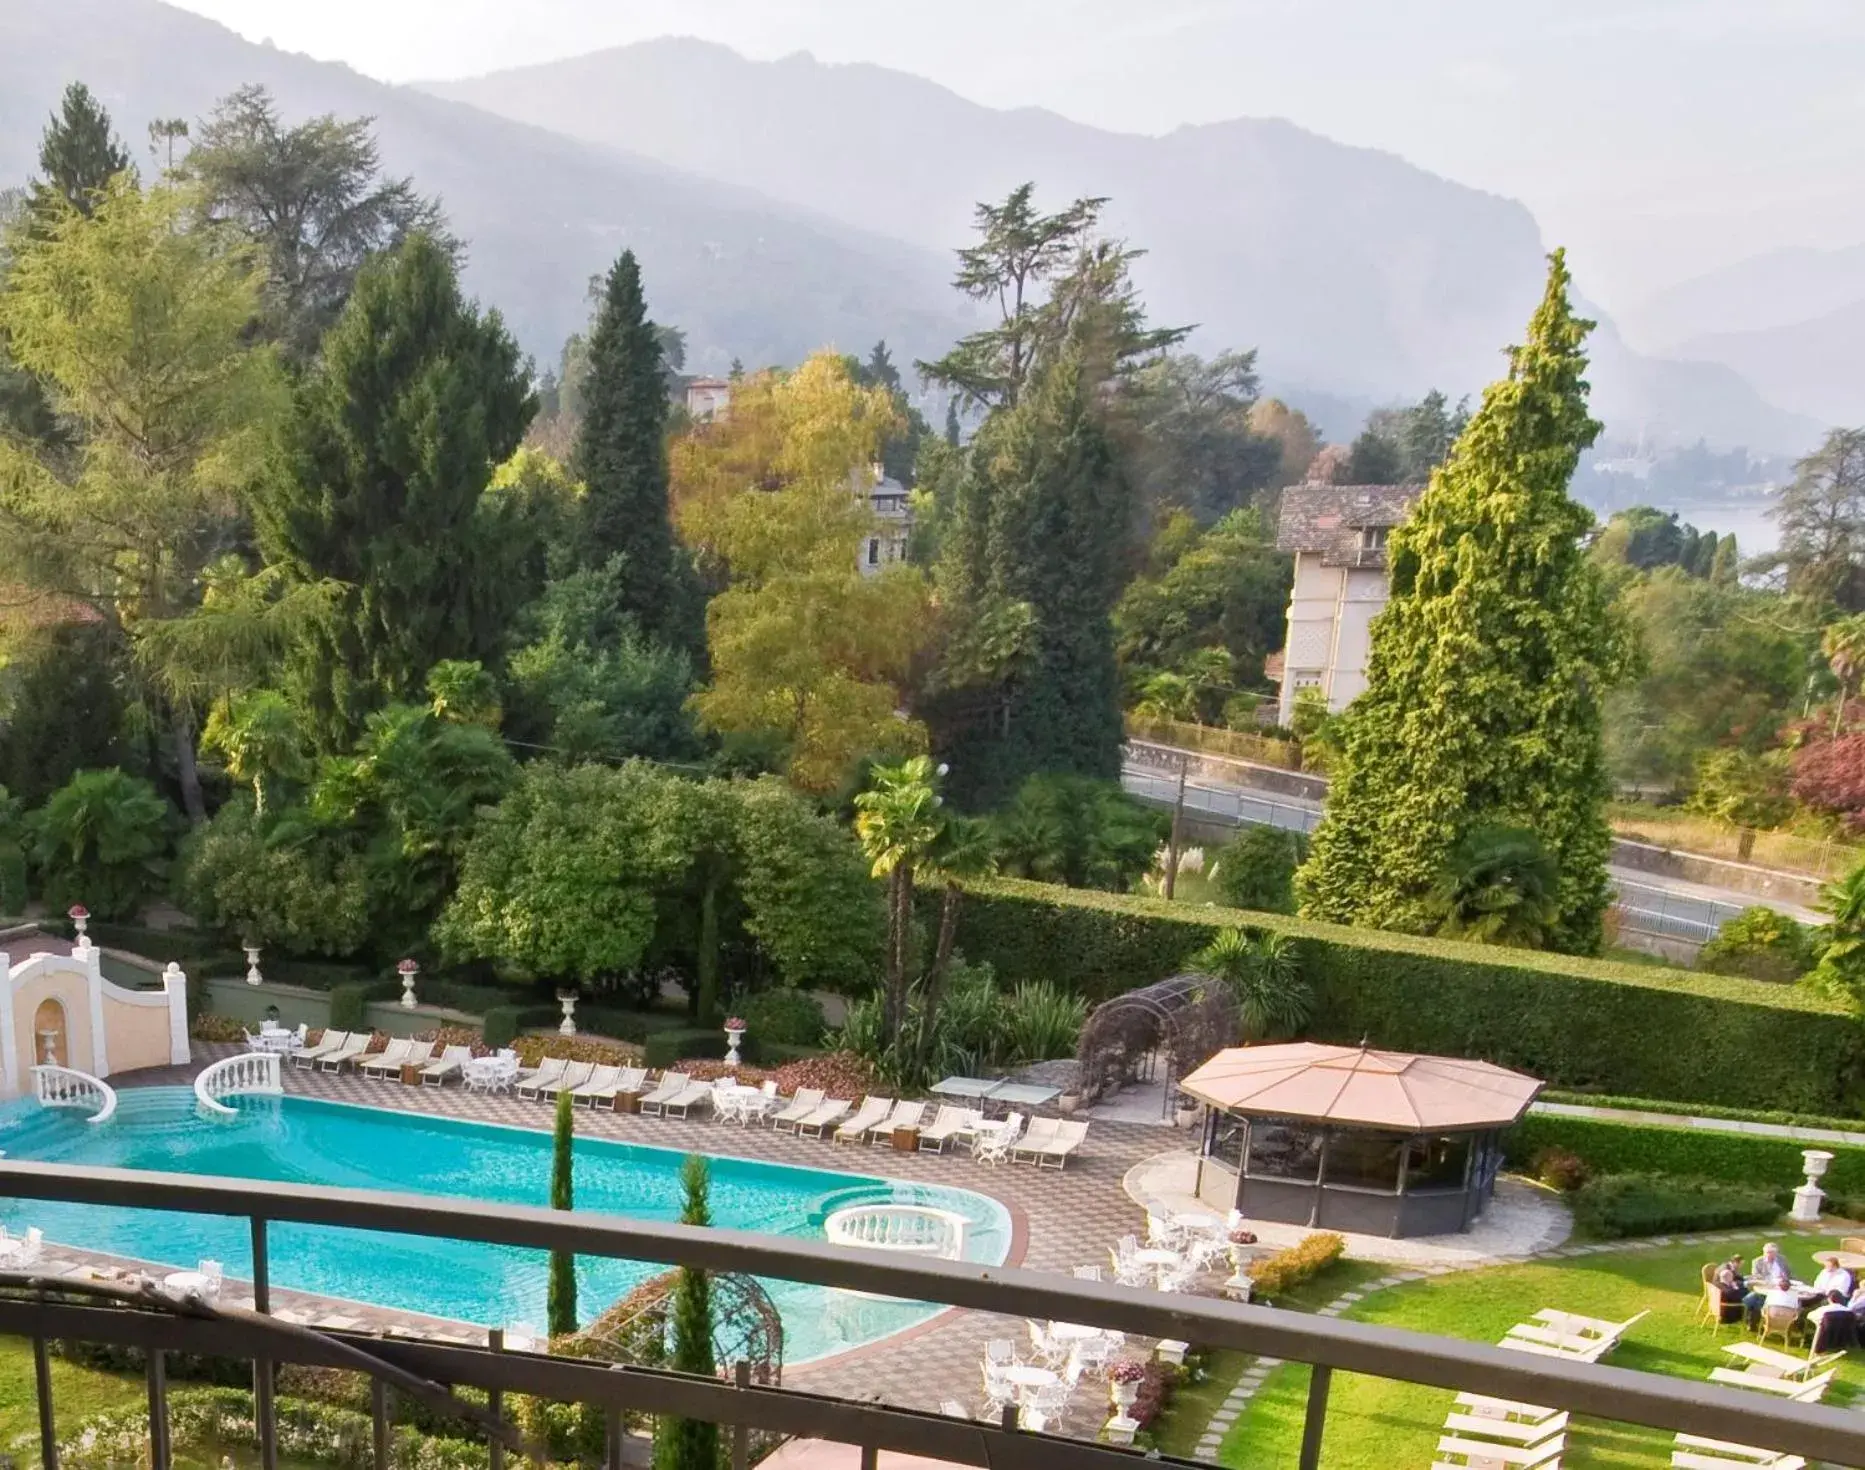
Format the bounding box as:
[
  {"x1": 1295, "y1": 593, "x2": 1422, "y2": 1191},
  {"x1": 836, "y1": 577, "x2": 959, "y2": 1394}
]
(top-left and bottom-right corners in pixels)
[
  {"x1": 576, "y1": 250, "x2": 697, "y2": 652},
  {"x1": 653, "y1": 1157, "x2": 719, "y2": 1470},
  {"x1": 33, "y1": 83, "x2": 132, "y2": 219},
  {"x1": 547, "y1": 1087, "x2": 577, "y2": 1338},
  {"x1": 258, "y1": 234, "x2": 536, "y2": 746},
  {"x1": 944, "y1": 399, "x2": 961, "y2": 447},
  {"x1": 1296, "y1": 251, "x2": 1629, "y2": 954}
]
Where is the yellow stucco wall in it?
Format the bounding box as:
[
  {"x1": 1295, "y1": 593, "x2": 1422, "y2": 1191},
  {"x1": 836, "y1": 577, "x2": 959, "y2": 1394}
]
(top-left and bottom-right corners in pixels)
[
  {"x1": 102, "y1": 994, "x2": 171, "y2": 1074},
  {"x1": 12, "y1": 968, "x2": 94, "y2": 1083}
]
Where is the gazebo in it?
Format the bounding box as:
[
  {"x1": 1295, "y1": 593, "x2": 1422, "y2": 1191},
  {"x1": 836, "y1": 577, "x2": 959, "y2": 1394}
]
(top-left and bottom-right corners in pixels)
[{"x1": 1179, "y1": 1043, "x2": 1543, "y2": 1238}]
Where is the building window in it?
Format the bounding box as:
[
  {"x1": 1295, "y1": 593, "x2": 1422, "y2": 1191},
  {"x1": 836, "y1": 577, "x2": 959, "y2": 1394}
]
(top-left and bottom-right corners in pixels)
[
  {"x1": 1360, "y1": 526, "x2": 1390, "y2": 551},
  {"x1": 867, "y1": 538, "x2": 879, "y2": 566},
  {"x1": 1292, "y1": 670, "x2": 1323, "y2": 691}
]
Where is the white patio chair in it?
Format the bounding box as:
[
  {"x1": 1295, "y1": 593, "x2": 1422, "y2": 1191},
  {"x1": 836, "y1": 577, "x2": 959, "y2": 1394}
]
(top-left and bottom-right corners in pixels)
[
  {"x1": 981, "y1": 1364, "x2": 1014, "y2": 1420},
  {"x1": 1026, "y1": 1319, "x2": 1068, "y2": 1369},
  {"x1": 1020, "y1": 1382, "x2": 1070, "y2": 1433},
  {"x1": 770, "y1": 1088, "x2": 825, "y2": 1132},
  {"x1": 985, "y1": 1339, "x2": 1018, "y2": 1368},
  {"x1": 711, "y1": 1083, "x2": 746, "y2": 1126},
  {"x1": 1072, "y1": 1335, "x2": 1114, "y2": 1379},
  {"x1": 973, "y1": 1113, "x2": 1024, "y2": 1165},
  {"x1": 1072, "y1": 1264, "x2": 1103, "y2": 1282},
  {"x1": 12, "y1": 1228, "x2": 43, "y2": 1267}
]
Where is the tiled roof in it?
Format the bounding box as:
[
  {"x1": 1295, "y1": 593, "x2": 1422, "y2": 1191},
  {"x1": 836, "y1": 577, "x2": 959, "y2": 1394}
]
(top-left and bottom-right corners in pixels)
[
  {"x1": 0, "y1": 585, "x2": 102, "y2": 632},
  {"x1": 1276, "y1": 482, "x2": 1422, "y2": 555}
]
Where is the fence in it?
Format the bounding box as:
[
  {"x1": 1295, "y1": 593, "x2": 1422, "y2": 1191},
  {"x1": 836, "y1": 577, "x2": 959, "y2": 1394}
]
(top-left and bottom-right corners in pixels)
[
  {"x1": 0, "y1": 1159, "x2": 1860, "y2": 1470},
  {"x1": 1122, "y1": 716, "x2": 1301, "y2": 770}
]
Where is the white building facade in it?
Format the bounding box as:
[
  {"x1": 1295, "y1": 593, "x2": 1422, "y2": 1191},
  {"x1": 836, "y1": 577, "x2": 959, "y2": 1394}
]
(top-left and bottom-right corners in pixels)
[
  {"x1": 860, "y1": 469, "x2": 912, "y2": 576},
  {"x1": 1274, "y1": 482, "x2": 1421, "y2": 726}
]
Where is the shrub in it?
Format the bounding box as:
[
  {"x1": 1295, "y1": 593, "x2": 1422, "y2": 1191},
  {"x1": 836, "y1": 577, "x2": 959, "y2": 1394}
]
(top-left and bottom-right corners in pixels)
[
  {"x1": 482, "y1": 1006, "x2": 522, "y2": 1050},
  {"x1": 1507, "y1": 1111, "x2": 1865, "y2": 1200},
  {"x1": 644, "y1": 1026, "x2": 731, "y2": 1070},
  {"x1": 1569, "y1": 1174, "x2": 1779, "y2": 1239},
  {"x1": 1530, "y1": 1146, "x2": 1590, "y2": 1192},
  {"x1": 571, "y1": 1006, "x2": 651, "y2": 1044},
  {"x1": 737, "y1": 988, "x2": 826, "y2": 1047},
  {"x1": 1214, "y1": 826, "x2": 1307, "y2": 914},
  {"x1": 327, "y1": 984, "x2": 371, "y2": 1033},
  {"x1": 175, "y1": 800, "x2": 371, "y2": 959},
  {"x1": 29, "y1": 767, "x2": 171, "y2": 920},
  {"x1": 190, "y1": 1014, "x2": 246, "y2": 1043},
  {"x1": 1000, "y1": 981, "x2": 1088, "y2": 1061},
  {"x1": 948, "y1": 877, "x2": 1865, "y2": 1113},
  {"x1": 1697, "y1": 906, "x2": 1816, "y2": 983},
  {"x1": 1248, "y1": 1232, "x2": 1345, "y2": 1297}
]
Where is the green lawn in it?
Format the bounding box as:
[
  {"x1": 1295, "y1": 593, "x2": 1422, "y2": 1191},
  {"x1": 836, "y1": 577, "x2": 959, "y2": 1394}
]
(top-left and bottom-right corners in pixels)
[{"x1": 1213, "y1": 1235, "x2": 1864, "y2": 1469}]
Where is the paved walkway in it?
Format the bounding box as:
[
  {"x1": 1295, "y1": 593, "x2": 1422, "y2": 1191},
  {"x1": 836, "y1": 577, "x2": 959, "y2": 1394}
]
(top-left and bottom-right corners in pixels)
[
  {"x1": 1532, "y1": 1099, "x2": 1865, "y2": 1149},
  {"x1": 110, "y1": 1052, "x2": 1171, "y2": 1434}
]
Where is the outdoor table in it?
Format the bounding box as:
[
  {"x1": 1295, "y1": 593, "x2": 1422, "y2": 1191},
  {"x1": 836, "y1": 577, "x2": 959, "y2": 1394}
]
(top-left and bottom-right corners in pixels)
[
  {"x1": 399, "y1": 1062, "x2": 421, "y2": 1086},
  {"x1": 1047, "y1": 1321, "x2": 1104, "y2": 1341},
  {"x1": 1001, "y1": 1365, "x2": 1057, "y2": 1391},
  {"x1": 254, "y1": 1029, "x2": 297, "y2": 1054},
  {"x1": 1833, "y1": 1251, "x2": 1865, "y2": 1272},
  {"x1": 931, "y1": 1077, "x2": 1001, "y2": 1101},
  {"x1": 1133, "y1": 1248, "x2": 1180, "y2": 1267},
  {"x1": 162, "y1": 1270, "x2": 211, "y2": 1296},
  {"x1": 613, "y1": 1090, "x2": 642, "y2": 1114}
]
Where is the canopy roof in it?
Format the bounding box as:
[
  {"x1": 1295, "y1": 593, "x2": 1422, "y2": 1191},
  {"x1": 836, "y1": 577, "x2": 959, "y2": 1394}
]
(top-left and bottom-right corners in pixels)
[{"x1": 1180, "y1": 1043, "x2": 1541, "y2": 1132}]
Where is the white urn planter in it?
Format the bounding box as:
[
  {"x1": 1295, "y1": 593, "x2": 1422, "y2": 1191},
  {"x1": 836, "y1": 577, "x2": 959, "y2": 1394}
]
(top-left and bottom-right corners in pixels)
[
  {"x1": 1109, "y1": 1380, "x2": 1140, "y2": 1414},
  {"x1": 397, "y1": 958, "x2": 419, "y2": 1009},
  {"x1": 558, "y1": 991, "x2": 579, "y2": 1037},
  {"x1": 244, "y1": 944, "x2": 263, "y2": 987},
  {"x1": 1224, "y1": 1273, "x2": 1255, "y2": 1303},
  {"x1": 724, "y1": 1022, "x2": 746, "y2": 1066},
  {"x1": 1793, "y1": 1148, "x2": 1835, "y2": 1222}
]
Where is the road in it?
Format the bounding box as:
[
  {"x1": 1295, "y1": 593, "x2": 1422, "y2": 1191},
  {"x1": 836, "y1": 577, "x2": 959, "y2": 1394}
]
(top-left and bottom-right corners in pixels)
[{"x1": 1120, "y1": 763, "x2": 1819, "y2": 946}]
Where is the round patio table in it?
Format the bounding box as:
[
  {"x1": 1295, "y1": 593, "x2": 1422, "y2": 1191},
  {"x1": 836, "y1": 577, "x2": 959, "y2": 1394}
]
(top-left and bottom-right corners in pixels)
[{"x1": 1001, "y1": 1365, "x2": 1057, "y2": 1391}]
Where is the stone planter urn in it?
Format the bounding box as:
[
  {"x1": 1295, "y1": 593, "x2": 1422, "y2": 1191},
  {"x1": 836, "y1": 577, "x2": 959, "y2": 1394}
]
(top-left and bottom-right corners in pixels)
[
  {"x1": 1174, "y1": 1102, "x2": 1200, "y2": 1129},
  {"x1": 558, "y1": 991, "x2": 579, "y2": 1037},
  {"x1": 397, "y1": 958, "x2": 419, "y2": 1010},
  {"x1": 1793, "y1": 1148, "x2": 1835, "y2": 1222},
  {"x1": 724, "y1": 1019, "x2": 747, "y2": 1066},
  {"x1": 1058, "y1": 1092, "x2": 1080, "y2": 1114},
  {"x1": 1109, "y1": 1377, "x2": 1140, "y2": 1413},
  {"x1": 244, "y1": 943, "x2": 263, "y2": 987},
  {"x1": 1225, "y1": 1273, "x2": 1255, "y2": 1303},
  {"x1": 68, "y1": 904, "x2": 89, "y2": 950}
]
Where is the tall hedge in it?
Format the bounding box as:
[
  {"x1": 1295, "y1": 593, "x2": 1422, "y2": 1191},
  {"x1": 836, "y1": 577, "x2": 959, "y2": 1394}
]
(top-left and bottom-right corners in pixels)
[{"x1": 948, "y1": 878, "x2": 1865, "y2": 1114}]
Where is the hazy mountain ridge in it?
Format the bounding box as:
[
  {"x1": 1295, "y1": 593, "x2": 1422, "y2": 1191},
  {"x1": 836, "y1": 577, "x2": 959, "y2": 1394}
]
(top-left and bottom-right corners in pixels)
[{"x1": 0, "y1": 0, "x2": 977, "y2": 371}]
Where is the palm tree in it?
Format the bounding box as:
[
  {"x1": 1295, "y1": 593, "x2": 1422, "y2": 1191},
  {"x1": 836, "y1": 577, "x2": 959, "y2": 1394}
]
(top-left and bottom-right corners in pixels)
[
  {"x1": 1191, "y1": 927, "x2": 1312, "y2": 1040},
  {"x1": 1824, "y1": 614, "x2": 1865, "y2": 736},
  {"x1": 1423, "y1": 824, "x2": 1561, "y2": 949},
  {"x1": 853, "y1": 756, "x2": 943, "y2": 1043},
  {"x1": 913, "y1": 814, "x2": 998, "y2": 1073},
  {"x1": 1812, "y1": 861, "x2": 1865, "y2": 1006},
  {"x1": 199, "y1": 689, "x2": 307, "y2": 816}
]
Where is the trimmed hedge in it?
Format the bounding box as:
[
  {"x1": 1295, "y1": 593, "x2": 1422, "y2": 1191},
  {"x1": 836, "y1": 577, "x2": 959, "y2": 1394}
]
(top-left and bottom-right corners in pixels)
[
  {"x1": 644, "y1": 1027, "x2": 731, "y2": 1069},
  {"x1": 482, "y1": 1007, "x2": 521, "y2": 1050},
  {"x1": 1540, "y1": 1091, "x2": 1865, "y2": 1135},
  {"x1": 1507, "y1": 1112, "x2": 1865, "y2": 1201},
  {"x1": 949, "y1": 878, "x2": 1865, "y2": 1113},
  {"x1": 326, "y1": 984, "x2": 370, "y2": 1033},
  {"x1": 1569, "y1": 1174, "x2": 1780, "y2": 1240}
]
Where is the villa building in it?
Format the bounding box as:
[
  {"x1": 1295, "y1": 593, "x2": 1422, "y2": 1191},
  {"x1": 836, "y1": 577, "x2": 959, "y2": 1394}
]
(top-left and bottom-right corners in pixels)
[
  {"x1": 1273, "y1": 480, "x2": 1421, "y2": 725},
  {"x1": 862, "y1": 469, "x2": 912, "y2": 575},
  {"x1": 685, "y1": 376, "x2": 732, "y2": 421}
]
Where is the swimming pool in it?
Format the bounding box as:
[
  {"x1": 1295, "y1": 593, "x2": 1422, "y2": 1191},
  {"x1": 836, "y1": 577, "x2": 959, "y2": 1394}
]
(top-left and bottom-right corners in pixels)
[{"x1": 0, "y1": 1088, "x2": 1012, "y2": 1362}]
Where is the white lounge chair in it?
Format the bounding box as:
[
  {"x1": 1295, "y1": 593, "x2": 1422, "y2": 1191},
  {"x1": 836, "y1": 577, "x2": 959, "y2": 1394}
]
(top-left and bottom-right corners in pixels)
[
  {"x1": 834, "y1": 1096, "x2": 894, "y2": 1145},
  {"x1": 1034, "y1": 1119, "x2": 1089, "y2": 1170},
  {"x1": 1674, "y1": 1432, "x2": 1784, "y2": 1463},
  {"x1": 1434, "y1": 1432, "x2": 1565, "y2": 1468},
  {"x1": 422, "y1": 1045, "x2": 474, "y2": 1086},
  {"x1": 1707, "y1": 1366, "x2": 1834, "y2": 1399},
  {"x1": 359, "y1": 1038, "x2": 415, "y2": 1078},
  {"x1": 662, "y1": 1077, "x2": 712, "y2": 1119},
  {"x1": 770, "y1": 1088, "x2": 824, "y2": 1132},
  {"x1": 516, "y1": 1057, "x2": 569, "y2": 1101},
  {"x1": 539, "y1": 1061, "x2": 595, "y2": 1100},
  {"x1": 1672, "y1": 1456, "x2": 1802, "y2": 1470},
  {"x1": 797, "y1": 1098, "x2": 852, "y2": 1138},
  {"x1": 867, "y1": 1099, "x2": 924, "y2": 1144},
  {"x1": 293, "y1": 1029, "x2": 348, "y2": 1069},
  {"x1": 1011, "y1": 1116, "x2": 1061, "y2": 1163},
  {"x1": 1443, "y1": 1410, "x2": 1568, "y2": 1444},
  {"x1": 319, "y1": 1032, "x2": 373, "y2": 1073},
  {"x1": 571, "y1": 1065, "x2": 625, "y2": 1106},
  {"x1": 917, "y1": 1105, "x2": 975, "y2": 1152},
  {"x1": 639, "y1": 1071, "x2": 690, "y2": 1116}
]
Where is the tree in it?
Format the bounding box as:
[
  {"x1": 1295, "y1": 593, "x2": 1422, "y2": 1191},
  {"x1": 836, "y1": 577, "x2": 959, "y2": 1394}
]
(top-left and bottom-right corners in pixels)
[
  {"x1": 28, "y1": 767, "x2": 170, "y2": 920},
  {"x1": 853, "y1": 756, "x2": 944, "y2": 1047},
  {"x1": 913, "y1": 814, "x2": 997, "y2": 1074},
  {"x1": 259, "y1": 235, "x2": 536, "y2": 747},
  {"x1": 989, "y1": 773, "x2": 1164, "y2": 891},
  {"x1": 1773, "y1": 428, "x2": 1865, "y2": 611},
  {"x1": 1809, "y1": 862, "x2": 1865, "y2": 1009},
  {"x1": 146, "y1": 118, "x2": 189, "y2": 173},
  {"x1": 1191, "y1": 928, "x2": 1311, "y2": 1040},
  {"x1": 674, "y1": 356, "x2": 930, "y2": 793},
  {"x1": 181, "y1": 86, "x2": 446, "y2": 362},
  {"x1": 0, "y1": 179, "x2": 289, "y2": 821},
  {"x1": 1296, "y1": 252, "x2": 1629, "y2": 954},
  {"x1": 1346, "y1": 427, "x2": 1403, "y2": 485},
  {"x1": 30, "y1": 83, "x2": 132, "y2": 221},
  {"x1": 852, "y1": 339, "x2": 930, "y2": 487},
  {"x1": 1793, "y1": 733, "x2": 1865, "y2": 832},
  {"x1": 652, "y1": 1156, "x2": 718, "y2": 1470},
  {"x1": 1824, "y1": 613, "x2": 1865, "y2": 734},
  {"x1": 1214, "y1": 825, "x2": 1307, "y2": 914},
  {"x1": 1125, "y1": 351, "x2": 1280, "y2": 525},
  {"x1": 547, "y1": 1088, "x2": 577, "y2": 1338},
  {"x1": 199, "y1": 690, "x2": 308, "y2": 816},
  {"x1": 1421, "y1": 824, "x2": 1563, "y2": 949},
  {"x1": 1247, "y1": 399, "x2": 1321, "y2": 488},
  {"x1": 574, "y1": 250, "x2": 699, "y2": 652}
]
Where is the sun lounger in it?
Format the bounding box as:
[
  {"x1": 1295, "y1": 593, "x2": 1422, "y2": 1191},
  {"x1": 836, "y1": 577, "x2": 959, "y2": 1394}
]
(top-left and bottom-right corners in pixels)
[
  {"x1": 834, "y1": 1097, "x2": 894, "y2": 1145},
  {"x1": 798, "y1": 1098, "x2": 852, "y2": 1138},
  {"x1": 1672, "y1": 1455, "x2": 1802, "y2": 1470},
  {"x1": 1454, "y1": 1396, "x2": 1561, "y2": 1424},
  {"x1": 422, "y1": 1045, "x2": 474, "y2": 1086},
  {"x1": 639, "y1": 1071, "x2": 689, "y2": 1116},
  {"x1": 1674, "y1": 1433, "x2": 1781, "y2": 1462},
  {"x1": 1707, "y1": 1366, "x2": 1834, "y2": 1399},
  {"x1": 516, "y1": 1057, "x2": 568, "y2": 1101},
  {"x1": 1499, "y1": 1333, "x2": 1609, "y2": 1364},
  {"x1": 293, "y1": 1030, "x2": 349, "y2": 1070},
  {"x1": 1719, "y1": 1342, "x2": 1839, "y2": 1379},
  {"x1": 867, "y1": 1100, "x2": 924, "y2": 1144},
  {"x1": 319, "y1": 1032, "x2": 373, "y2": 1073},
  {"x1": 539, "y1": 1061, "x2": 595, "y2": 1100},
  {"x1": 661, "y1": 1077, "x2": 712, "y2": 1119},
  {"x1": 1033, "y1": 1119, "x2": 1090, "y2": 1170},
  {"x1": 918, "y1": 1105, "x2": 976, "y2": 1152},
  {"x1": 771, "y1": 1088, "x2": 825, "y2": 1132},
  {"x1": 1534, "y1": 1308, "x2": 1646, "y2": 1343},
  {"x1": 1010, "y1": 1116, "x2": 1061, "y2": 1163},
  {"x1": 573, "y1": 1064, "x2": 632, "y2": 1106},
  {"x1": 1434, "y1": 1433, "x2": 1565, "y2": 1468},
  {"x1": 1443, "y1": 1411, "x2": 1568, "y2": 1444},
  {"x1": 359, "y1": 1038, "x2": 415, "y2": 1078}
]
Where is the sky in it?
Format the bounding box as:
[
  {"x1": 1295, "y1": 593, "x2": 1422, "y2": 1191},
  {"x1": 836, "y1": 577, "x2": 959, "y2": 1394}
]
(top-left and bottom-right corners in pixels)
[{"x1": 161, "y1": 0, "x2": 1865, "y2": 319}]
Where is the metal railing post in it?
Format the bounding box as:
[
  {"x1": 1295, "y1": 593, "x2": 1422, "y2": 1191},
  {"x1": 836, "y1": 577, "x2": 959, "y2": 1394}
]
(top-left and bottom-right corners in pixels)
[
  {"x1": 487, "y1": 1328, "x2": 506, "y2": 1470},
  {"x1": 733, "y1": 1359, "x2": 751, "y2": 1470},
  {"x1": 605, "y1": 1404, "x2": 623, "y2": 1470},
  {"x1": 1298, "y1": 1364, "x2": 1331, "y2": 1470},
  {"x1": 372, "y1": 1376, "x2": 390, "y2": 1470},
  {"x1": 251, "y1": 1215, "x2": 277, "y2": 1470},
  {"x1": 147, "y1": 1347, "x2": 171, "y2": 1470},
  {"x1": 33, "y1": 1334, "x2": 56, "y2": 1470}
]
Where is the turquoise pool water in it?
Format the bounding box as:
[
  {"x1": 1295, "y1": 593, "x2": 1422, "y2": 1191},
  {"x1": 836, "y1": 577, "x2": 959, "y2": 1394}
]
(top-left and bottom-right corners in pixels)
[{"x1": 0, "y1": 1089, "x2": 1011, "y2": 1361}]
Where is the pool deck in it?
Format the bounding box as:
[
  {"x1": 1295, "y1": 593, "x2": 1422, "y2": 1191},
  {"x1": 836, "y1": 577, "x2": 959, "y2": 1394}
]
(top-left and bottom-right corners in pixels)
[{"x1": 99, "y1": 1048, "x2": 1178, "y2": 1431}]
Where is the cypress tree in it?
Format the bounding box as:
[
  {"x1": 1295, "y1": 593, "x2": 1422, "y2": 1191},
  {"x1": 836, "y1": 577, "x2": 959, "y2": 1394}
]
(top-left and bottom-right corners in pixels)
[
  {"x1": 259, "y1": 234, "x2": 535, "y2": 746},
  {"x1": 1296, "y1": 251, "x2": 1629, "y2": 955},
  {"x1": 574, "y1": 250, "x2": 697, "y2": 652},
  {"x1": 653, "y1": 1156, "x2": 718, "y2": 1470},
  {"x1": 547, "y1": 1087, "x2": 577, "y2": 1337},
  {"x1": 33, "y1": 82, "x2": 132, "y2": 219}
]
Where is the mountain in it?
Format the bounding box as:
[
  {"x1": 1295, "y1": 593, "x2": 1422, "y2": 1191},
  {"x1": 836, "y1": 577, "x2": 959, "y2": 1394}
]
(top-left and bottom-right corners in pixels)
[
  {"x1": 426, "y1": 37, "x2": 1821, "y2": 452},
  {"x1": 0, "y1": 0, "x2": 974, "y2": 372},
  {"x1": 1624, "y1": 244, "x2": 1865, "y2": 350},
  {"x1": 1669, "y1": 302, "x2": 1865, "y2": 431}
]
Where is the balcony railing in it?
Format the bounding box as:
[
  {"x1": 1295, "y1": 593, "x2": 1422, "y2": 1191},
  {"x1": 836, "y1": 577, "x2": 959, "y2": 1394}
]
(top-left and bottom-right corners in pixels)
[{"x1": 0, "y1": 1158, "x2": 1860, "y2": 1470}]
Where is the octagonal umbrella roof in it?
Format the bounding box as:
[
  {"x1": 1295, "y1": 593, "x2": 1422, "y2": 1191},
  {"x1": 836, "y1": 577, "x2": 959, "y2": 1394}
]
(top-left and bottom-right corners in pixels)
[{"x1": 1179, "y1": 1043, "x2": 1542, "y2": 1132}]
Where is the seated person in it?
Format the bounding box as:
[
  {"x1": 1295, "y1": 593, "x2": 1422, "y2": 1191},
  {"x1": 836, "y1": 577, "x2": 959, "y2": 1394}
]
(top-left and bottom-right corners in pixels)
[
  {"x1": 1813, "y1": 1282, "x2": 1862, "y2": 1352},
  {"x1": 1713, "y1": 1263, "x2": 1747, "y2": 1325},
  {"x1": 1751, "y1": 1242, "x2": 1792, "y2": 1289},
  {"x1": 1746, "y1": 1277, "x2": 1804, "y2": 1332},
  {"x1": 1813, "y1": 1253, "x2": 1855, "y2": 1299}
]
